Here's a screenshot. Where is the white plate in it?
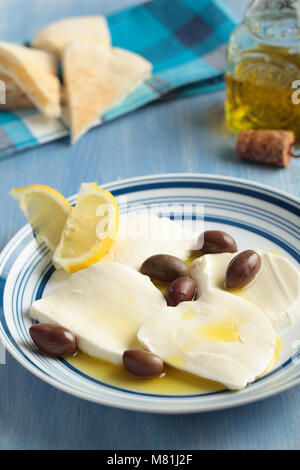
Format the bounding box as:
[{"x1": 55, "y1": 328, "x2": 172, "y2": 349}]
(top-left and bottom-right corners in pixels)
[{"x1": 0, "y1": 173, "x2": 299, "y2": 413}]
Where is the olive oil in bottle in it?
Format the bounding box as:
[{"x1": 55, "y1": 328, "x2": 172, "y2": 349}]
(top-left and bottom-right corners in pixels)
[{"x1": 225, "y1": 0, "x2": 300, "y2": 140}]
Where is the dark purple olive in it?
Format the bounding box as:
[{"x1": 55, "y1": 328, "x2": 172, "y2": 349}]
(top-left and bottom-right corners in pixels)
[
  {"x1": 166, "y1": 277, "x2": 197, "y2": 307},
  {"x1": 29, "y1": 323, "x2": 77, "y2": 356},
  {"x1": 123, "y1": 350, "x2": 164, "y2": 378},
  {"x1": 226, "y1": 250, "x2": 261, "y2": 289},
  {"x1": 140, "y1": 254, "x2": 188, "y2": 282},
  {"x1": 198, "y1": 230, "x2": 238, "y2": 254}
]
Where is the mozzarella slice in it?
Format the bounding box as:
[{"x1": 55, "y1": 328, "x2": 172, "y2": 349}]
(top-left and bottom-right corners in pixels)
[
  {"x1": 138, "y1": 289, "x2": 276, "y2": 390},
  {"x1": 101, "y1": 213, "x2": 197, "y2": 270},
  {"x1": 30, "y1": 262, "x2": 166, "y2": 363},
  {"x1": 190, "y1": 252, "x2": 300, "y2": 330}
]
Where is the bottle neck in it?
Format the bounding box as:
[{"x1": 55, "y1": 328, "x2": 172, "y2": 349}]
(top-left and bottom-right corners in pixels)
[
  {"x1": 245, "y1": 0, "x2": 300, "y2": 45},
  {"x1": 246, "y1": 0, "x2": 300, "y2": 17}
]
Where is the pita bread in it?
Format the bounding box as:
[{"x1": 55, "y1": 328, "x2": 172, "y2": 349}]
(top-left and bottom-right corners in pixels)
[
  {"x1": 0, "y1": 72, "x2": 67, "y2": 111},
  {"x1": 63, "y1": 42, "x2": 152, "y2": 144},
  {"x1": 1, "y1": 91, "x2": 33, "y2": 110},
  {"x1": 0, "y1": 72, "x2": 33, "y2": 110},
  {"x1": 0, "y1": 72, "x2": 20, "y2": 93},
  {"x1": 31, "y1": 16, "x2": 111, "y2": 57},
  {"x1": 0, "y1": 42, "x2": 61, "y2": 117},
  {"x1": 2, "y1": 95, "x2": 33, "y2": 110}
]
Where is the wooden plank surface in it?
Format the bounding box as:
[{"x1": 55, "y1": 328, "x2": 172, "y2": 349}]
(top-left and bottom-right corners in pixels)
[{"x1": 0, "y1": 0, "x2": 299, "y2": 450}]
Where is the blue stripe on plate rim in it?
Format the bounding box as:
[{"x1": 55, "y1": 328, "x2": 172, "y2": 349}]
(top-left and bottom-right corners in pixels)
[
  {"x1": 100, "y1": 173, "x2": 299, "y2": 213},
  {"x1": 116, "y1": 195, "x2": 299, "y2": 239},
  {"x1": 0, "y1": 174, "x2": 299, "y2": 413}
]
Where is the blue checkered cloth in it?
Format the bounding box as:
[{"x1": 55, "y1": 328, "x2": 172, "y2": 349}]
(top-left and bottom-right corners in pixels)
[{"x1": 0, "y1": 0, "x2": 236, "y2": 159}]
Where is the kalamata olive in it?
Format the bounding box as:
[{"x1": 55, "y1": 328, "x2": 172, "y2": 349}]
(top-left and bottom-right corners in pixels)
[
  {"x1": 198, "y1": 230, "x2": 238, "y2": 254},
  {"x1": 123, "y1": 349, "x2": 164, "y2": 378},
  {"x1": 29, "y1": 323, "x2": 77, "y2": 356},
  {"x1": 140, "y1": 254, "x2": 188, "y2": 282},
  {"x1": 226, "y1": 250, "x2": 261, "y2": 289},
  {"x1": 166, "y1": 277, "x2": 197, "y2": 307}
]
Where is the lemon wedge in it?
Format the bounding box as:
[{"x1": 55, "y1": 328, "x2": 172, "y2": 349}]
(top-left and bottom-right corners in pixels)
[
  {"x1": 10, "y1": 184, "x2": 72, "y2": 251},
  {"x1": 52, "y1": 182, "x2": 119, "y2": 273}
]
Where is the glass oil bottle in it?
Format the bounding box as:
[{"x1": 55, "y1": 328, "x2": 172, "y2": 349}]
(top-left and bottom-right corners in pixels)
[{"x1": 225, "y1": 0, "x2": 300, "y2": 140}]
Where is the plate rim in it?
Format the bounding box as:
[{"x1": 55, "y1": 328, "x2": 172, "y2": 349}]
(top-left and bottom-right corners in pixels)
[
  {"x1": 100, "y1": 172, "x2": 300, "y2": 204},
  {"x1": 1, "y1": 172, "x2": 299, "y2": 414}
]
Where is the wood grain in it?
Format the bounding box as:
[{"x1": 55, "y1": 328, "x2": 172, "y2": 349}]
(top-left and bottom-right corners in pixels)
[{"x1": 0, "y1": 0, "x2": 299, "y2": 450}]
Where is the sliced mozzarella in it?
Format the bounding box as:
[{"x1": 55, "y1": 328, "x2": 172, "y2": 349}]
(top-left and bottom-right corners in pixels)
[
  {"x1": 190, "y1": 252, "x2": 233, "y2": 295},
  {"x1": 30, "y1": 262, "x2": 166, "y2": 363},
  {"x1": 190, "y1": 252, "x2": 300, "y2": 330},
  {"x1": 101, "y1": 213, "x2": 197, "y2": 270},
  {"x1": 138, "y1": 289, "x2": 276, "y2": 390}
]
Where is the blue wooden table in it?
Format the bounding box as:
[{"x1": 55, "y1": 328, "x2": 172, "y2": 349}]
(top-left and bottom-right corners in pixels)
[{"x1": 0, "y1": 0, "x2": 299, "y2": 450}]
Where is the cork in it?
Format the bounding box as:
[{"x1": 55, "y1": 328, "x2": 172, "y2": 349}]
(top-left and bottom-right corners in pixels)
[{"x1": 236, "y1": 130, "x2": 295, "y2": 167}]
